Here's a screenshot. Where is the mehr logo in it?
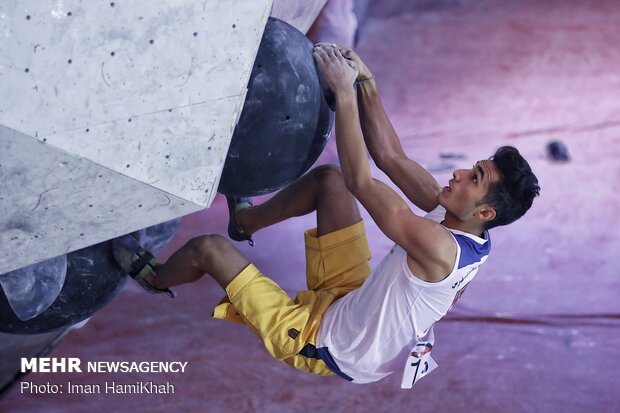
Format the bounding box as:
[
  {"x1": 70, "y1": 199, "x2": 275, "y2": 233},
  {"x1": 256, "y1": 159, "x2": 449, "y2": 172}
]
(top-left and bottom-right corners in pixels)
[
  {"x1": 21, "y1": 358, "x2": 82, "y2": 373},
  {"x1": 21, "y1": 358, "x2": 189, "y2": 373}
]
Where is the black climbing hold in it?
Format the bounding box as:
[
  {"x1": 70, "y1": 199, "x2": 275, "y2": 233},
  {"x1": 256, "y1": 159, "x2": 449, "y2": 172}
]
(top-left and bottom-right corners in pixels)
[
  {"x1": 0, "y1": 242, "x2": 127, "y2": 334},
  {"x1": 546, "y1": 140, "x2": 570, "y2": 161},
  {"x1": 218, "y1": 18, "x2": 334, "y2": 197}
]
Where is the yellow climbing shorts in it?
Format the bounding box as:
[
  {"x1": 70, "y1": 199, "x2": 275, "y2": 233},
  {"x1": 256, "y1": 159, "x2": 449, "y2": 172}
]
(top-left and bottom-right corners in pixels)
[{"x1": 212, "y1": 220, "x2": 371, "y2": 376}]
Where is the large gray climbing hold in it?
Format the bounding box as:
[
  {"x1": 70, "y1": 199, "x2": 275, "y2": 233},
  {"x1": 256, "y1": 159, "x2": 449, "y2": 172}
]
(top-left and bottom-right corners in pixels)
[
  {"x1": 0, "y1": 219, "x2": 179, "y2": 334},
  {"x1": 0, "y1": 241, "x2": 126, "y2": 334},
  {"x1": 141, "y1": 218, "x2": 181, "y2": 253},
  {"x1": 0, "y1": 255, "x2": 67, "y2": 321}
]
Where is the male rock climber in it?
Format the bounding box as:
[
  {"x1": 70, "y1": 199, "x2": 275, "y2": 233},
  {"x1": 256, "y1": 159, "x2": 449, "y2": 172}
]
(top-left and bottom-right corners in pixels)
[{"x1": 113, "y1": 44, "x2": 540, "y2": 386}]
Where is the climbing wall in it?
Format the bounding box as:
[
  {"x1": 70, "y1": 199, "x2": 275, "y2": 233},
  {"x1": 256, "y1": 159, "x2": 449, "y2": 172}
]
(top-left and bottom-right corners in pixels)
[
  {"x1": 0, "y1": 0, "x2": 273, "y2": 275},
  {"x1": 271, "y1": 0, "x2": 328, "y2": 33}
]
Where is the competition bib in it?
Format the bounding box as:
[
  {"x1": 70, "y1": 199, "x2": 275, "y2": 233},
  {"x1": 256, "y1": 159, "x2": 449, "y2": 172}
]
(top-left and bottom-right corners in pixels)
[
  {"x1": 401, "y1": 331, "x2": 438, "y2": 389},
  {"x1": 400, "y1": 349, "x2": 438, "y2": 389}
]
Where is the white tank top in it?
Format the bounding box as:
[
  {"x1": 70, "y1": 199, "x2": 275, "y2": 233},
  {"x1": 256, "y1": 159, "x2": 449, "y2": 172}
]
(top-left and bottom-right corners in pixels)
[{"x1": 316, "y1": 206, "x2": 491, "y2": 384}]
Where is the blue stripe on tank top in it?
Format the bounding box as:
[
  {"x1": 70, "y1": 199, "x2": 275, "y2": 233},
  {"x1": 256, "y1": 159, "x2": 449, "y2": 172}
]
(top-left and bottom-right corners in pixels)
[
  {"x1": 453, "y1": 232, "x2": 491, "y2": 269},
  {"x1": 316, "y1": 347, "x2": 354, "y2": 382}
]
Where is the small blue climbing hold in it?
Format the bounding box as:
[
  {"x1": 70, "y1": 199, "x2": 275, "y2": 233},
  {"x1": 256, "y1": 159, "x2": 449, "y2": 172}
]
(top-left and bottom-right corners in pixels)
[{"x1": 546, "y1": 140, "x2": 570, "y2": 161}]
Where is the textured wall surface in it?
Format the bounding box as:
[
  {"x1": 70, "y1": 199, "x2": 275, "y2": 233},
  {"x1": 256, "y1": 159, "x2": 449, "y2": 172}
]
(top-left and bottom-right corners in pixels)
[
  {"x1": 0, "y1": 125, "x2": 198, "y2": 274},
  {"x1": 0, "y1": 1, "x2": 273, "y2": 274},
  {"x1": 271, "y1": 0, "x2": 327, "y2": 33}
]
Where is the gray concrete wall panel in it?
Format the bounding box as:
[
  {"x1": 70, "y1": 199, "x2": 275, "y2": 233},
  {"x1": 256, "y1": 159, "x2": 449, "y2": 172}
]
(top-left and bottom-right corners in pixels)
[
  {"x1": 0, "y1": 125, "x2": 199, "y2": 274},
  {"x1": 271, "y1": 0, "x2": 328, "y2": 33},
  {"x1": 0, "y1": 1, "x2": 273, "y2": 274},
  {"x1": 1, "y1": 1, "x2": 271, "y2": 206}
]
